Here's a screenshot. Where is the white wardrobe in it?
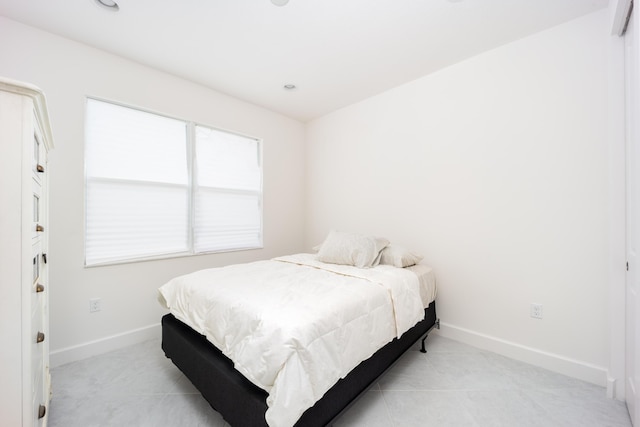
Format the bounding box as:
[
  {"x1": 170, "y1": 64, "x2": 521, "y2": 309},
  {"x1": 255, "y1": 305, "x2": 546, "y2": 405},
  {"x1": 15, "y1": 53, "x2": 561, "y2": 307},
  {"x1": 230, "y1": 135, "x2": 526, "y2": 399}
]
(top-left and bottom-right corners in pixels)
[{"x1": 0, "y1": 78, "x2": 54, "y2": 426}]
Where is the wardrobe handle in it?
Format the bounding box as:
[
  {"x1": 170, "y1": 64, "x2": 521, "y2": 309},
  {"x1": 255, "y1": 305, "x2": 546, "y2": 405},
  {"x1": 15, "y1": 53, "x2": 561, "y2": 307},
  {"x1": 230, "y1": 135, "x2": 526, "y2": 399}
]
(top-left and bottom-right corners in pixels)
[
  {"x1": 38, "y1": 404, "x2": 46, "y2": 419},
  {"x1": 36, "y1": 331, "x2": 45, "y2": 343},
  {"x1": 36, "y1": 283, "x2": 45, "y2": 293},
  {"x1": 43, "y1": 253, "x2": 47, "y2": 264},
  {"x1": 37, "y1": 164, "x2": 45, "y2": 173},
  {"x1": 36, "y1": 224, "x2": 44, "y2": 232}
]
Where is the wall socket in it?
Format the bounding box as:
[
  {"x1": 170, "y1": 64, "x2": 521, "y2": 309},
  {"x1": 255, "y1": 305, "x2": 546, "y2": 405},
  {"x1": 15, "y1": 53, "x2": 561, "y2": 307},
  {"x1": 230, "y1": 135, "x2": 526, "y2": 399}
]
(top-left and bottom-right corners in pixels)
[
  {"x1": 89, "y1": 298, "x2": 101, "y2": 313},
  {"x1": 530, "y1": 303, "x2": 543, "y2": 319}
]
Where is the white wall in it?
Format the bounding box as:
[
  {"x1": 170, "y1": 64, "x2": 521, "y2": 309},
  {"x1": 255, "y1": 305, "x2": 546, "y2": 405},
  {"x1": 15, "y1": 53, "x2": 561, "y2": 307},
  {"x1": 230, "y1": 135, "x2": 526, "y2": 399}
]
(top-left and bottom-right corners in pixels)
[
  {"x1": 0, "y1": 17, "x2": 307, "y2": 365},
  {"x1": 0, "y1": 10, "x2": 620, "y2": 386},
  {"x1": 306, "y1": 10, "x2": 614, "y2": 385}
]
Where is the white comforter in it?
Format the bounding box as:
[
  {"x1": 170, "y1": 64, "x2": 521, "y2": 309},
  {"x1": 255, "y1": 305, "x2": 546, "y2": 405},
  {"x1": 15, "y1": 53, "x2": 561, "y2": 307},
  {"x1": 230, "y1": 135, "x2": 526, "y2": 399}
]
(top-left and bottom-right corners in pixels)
[{"x1": 158, "y1": 253, "x2": 425, "y2": 427}]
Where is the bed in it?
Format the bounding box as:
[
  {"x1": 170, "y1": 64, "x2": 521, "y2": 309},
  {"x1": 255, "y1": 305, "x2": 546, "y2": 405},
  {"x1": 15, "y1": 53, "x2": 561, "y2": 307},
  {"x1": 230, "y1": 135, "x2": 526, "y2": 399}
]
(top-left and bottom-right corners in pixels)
[{"x1": 159, "y1": 235, "x2": 438, "y2": 427}]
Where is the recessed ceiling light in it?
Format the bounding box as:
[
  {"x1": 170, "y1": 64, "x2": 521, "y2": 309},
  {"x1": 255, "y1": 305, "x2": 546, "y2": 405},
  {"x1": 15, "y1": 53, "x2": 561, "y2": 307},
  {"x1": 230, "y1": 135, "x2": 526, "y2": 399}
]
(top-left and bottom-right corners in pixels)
[
  {"x1": 283, "y1": 84, "x2": 297, "y2": 90},
  {"x1": 94, "y1": 0, "x2": 119, "y2": 11},
  {"x1": 271, "y1": 0, "x2": 289, "y2": 6}
]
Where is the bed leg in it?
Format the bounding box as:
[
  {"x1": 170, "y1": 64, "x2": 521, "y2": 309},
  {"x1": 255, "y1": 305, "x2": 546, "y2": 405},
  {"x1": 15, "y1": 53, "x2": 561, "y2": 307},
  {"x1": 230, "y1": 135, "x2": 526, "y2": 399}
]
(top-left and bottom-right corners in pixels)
[
  {"x1": 419, "y1": 334, "x2": 428, "y2": 353},
  {"x1": 420, "y1": 319, "x2": 440, "y2": 353}
]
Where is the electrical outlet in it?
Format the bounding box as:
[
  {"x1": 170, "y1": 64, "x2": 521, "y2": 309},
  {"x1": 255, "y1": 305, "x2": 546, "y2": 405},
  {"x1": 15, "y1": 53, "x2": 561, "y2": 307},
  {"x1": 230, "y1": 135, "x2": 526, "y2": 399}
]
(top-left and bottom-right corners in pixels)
[
  {"x1": 89, "y1": 298, "x2": 101, "y2": 313},
  {"x1": 530, "y1": 303, "x2": 543, "y2": 319}
]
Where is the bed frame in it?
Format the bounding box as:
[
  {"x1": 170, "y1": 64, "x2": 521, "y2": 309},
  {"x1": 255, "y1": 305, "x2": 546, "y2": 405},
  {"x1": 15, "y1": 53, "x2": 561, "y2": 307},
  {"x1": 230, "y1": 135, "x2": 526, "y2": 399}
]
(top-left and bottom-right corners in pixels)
[{"x1": 161, "y1": 302, "x2": 438, "y2": 427}]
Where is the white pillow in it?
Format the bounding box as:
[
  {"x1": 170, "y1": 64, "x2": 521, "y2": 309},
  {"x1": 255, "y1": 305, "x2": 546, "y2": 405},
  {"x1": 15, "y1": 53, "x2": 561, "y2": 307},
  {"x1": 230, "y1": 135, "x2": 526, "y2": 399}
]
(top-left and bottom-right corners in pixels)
[
  {"x1": 316, "y1": 230, "x2": 389, "y2": 268},
  {"x1": 379, "y1": 245, "x2": 423, "y2": 268}
]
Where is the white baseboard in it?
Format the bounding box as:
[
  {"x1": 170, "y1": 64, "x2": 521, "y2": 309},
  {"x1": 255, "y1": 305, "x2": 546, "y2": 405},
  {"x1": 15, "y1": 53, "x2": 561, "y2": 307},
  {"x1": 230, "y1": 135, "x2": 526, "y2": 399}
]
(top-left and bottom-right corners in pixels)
[
  {"x1": 50, "y1": 323, "x2": 161, "y2": 368},
  {"x1": 606, "y1": 376, "x2": 617, "y2": 399},
  {"x1": 435, "y1": 321, "x2": 608, "y2": 388}
]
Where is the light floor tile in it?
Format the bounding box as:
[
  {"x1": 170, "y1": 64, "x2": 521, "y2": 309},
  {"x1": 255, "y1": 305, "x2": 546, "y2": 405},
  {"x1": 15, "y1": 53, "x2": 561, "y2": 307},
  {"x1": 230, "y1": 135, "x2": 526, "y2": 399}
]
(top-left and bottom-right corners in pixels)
[
  {"x1": 49, "y1": 334, "x2": 632, "y2": 427},
  {"x1": 49, "y1": 394, "x2": 163, "y2": 427},
  {"x1": 378, "y1": 349, "x2": 454, "y2": 391},
  {"x1": 459, "y1": 389, "x2": 555, "y2": 427},
  {"x1": 147, "y1": 393, "x2": 228, "y2": 427},
  {"x1": 333, "y1": 390, "x2": 392, "y2": 427},
  {"x1": 426, "y1": 350, "x2": 521, "y2": 391},
  {"x1": 383, "y1": 390, "x2": 478, "y2": 427},
  {"x1": 524, "y1": 386, "x2": 633, "y2": 427}
]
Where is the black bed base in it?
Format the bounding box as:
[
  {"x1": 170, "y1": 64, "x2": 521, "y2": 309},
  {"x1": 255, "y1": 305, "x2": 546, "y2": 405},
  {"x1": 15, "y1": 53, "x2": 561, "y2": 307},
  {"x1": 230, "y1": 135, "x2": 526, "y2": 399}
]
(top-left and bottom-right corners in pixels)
[{"x1": 161, "y1": 302, "x2": 437, "y2": 427}]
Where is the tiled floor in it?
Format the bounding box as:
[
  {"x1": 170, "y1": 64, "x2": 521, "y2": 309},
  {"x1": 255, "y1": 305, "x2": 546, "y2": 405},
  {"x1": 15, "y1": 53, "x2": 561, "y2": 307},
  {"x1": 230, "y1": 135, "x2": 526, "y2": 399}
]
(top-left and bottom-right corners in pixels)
[{"x1": 49, "y1": 333, "x2": 632, "y2": 427}]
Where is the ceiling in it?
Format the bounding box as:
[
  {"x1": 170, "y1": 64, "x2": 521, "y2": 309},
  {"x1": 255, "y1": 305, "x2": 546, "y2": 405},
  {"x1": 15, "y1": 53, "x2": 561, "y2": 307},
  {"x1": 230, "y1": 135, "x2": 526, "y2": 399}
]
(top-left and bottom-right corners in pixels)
[{"x1": 0, "y1": 0, "x2": 608, "y2": 122}]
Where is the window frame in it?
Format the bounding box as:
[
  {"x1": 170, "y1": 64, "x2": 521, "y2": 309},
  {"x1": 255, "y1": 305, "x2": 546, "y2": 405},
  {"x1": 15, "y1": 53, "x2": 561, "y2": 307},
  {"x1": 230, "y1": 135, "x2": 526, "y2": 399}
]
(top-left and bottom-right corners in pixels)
[{"x1": 84, "y1": 97, "x2": 264, "y2": 267}]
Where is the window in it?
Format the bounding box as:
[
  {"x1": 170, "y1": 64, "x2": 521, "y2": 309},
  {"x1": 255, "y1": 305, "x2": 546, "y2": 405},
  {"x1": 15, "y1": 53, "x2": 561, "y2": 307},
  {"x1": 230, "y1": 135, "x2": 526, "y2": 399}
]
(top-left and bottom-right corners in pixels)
[{"x1": 84, "y1": 98, "x2": 262, "y2": 266}]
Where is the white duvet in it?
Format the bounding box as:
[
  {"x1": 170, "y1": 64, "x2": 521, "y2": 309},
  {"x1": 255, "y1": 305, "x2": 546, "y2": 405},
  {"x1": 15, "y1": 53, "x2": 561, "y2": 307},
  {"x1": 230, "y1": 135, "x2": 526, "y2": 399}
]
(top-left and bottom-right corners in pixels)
[{"x1": 158, "y1": 253, "x2": 426, "y2": 427}]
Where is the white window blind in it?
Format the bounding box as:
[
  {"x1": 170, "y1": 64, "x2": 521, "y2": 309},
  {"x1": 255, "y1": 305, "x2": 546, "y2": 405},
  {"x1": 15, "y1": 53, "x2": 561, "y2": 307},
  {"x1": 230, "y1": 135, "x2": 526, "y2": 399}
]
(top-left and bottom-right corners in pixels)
[
  {"x1": 194, "y1": 126, "x2": 262, "y2": 253},
  {"x1": 85, "y1": 98, "x2": 263, "y2": 266}
]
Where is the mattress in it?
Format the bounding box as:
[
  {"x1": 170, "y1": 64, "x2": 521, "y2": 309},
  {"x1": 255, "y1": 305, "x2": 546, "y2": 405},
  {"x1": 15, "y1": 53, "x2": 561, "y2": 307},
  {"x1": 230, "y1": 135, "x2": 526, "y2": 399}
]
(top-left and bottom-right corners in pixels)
[{"x1": 158, "y1": 253, "x2": 436, "y2": 427}]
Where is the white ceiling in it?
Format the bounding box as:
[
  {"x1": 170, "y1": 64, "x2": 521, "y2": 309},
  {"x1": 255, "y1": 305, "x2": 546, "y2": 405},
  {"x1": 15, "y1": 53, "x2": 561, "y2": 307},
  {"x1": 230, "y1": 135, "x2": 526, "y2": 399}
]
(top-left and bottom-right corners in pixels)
[{"x1": 0, "y1": 0, "x2": 608, "y2": 122}]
